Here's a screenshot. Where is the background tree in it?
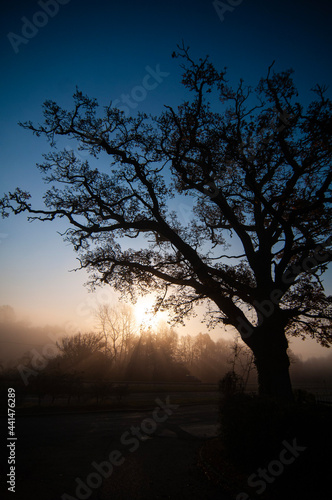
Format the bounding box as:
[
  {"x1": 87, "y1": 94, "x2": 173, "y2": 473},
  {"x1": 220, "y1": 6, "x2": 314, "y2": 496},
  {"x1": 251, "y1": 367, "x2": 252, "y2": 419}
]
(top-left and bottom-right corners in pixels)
[
  {"x1": 95, "y1": 303, "x2": 136, "y2": 368},
  {"x1": 55, "y1": 331, "x2": 109, "y2": 379},
  {"x1": 157, "y1": 323, "x2": 179, "y2": 362},
  {"x1": 1, "y1": 44, "x2": 331, "y2": 400},
  {"x1": 178, "y1": 334, "x2": 196, "y2": 368},
  {"x1": 56, "y1": 332, "x2": 104, "y2": 361},
  {"x1": 227, "y1": 336, "x2": 255, "y2": 391}
]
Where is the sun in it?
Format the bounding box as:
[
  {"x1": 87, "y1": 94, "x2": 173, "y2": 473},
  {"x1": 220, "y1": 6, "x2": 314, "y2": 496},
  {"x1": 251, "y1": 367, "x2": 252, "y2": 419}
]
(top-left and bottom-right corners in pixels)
[{"x1": 134, "y1": 295, "x2": 165, "y2": 330}]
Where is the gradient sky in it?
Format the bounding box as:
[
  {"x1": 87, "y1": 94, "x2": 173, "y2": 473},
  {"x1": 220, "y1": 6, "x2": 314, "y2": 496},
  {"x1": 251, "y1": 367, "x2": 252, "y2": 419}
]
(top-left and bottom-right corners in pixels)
[{"x1": 0, "y1": 0, "x2": 331, "y2": 359}]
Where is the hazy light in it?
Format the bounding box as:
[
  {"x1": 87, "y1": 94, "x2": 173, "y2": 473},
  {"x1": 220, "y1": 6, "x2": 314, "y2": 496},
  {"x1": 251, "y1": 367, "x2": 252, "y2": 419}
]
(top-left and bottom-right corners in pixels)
[{"x1": 134, "y1": 295, "x2": 166, "y2": 330}]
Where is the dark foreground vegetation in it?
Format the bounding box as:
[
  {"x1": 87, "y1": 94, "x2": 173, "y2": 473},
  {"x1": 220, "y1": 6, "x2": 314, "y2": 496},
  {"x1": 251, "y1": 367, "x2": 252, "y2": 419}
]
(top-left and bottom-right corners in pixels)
[{"x1": 199, "y1": 376, "x2": 332, "y2": 499}]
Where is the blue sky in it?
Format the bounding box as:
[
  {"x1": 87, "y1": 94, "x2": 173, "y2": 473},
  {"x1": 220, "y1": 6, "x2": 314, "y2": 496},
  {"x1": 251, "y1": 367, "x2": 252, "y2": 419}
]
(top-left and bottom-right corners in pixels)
[{"x1": 0, "y1": 0, "x2": 331, "y2": 358}]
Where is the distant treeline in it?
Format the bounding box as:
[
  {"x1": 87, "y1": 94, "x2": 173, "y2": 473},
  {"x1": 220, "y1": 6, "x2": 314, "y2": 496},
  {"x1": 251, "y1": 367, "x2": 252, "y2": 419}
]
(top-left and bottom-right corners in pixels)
[
  {"x1": 0, "y1": 304, "x2": 256, "y2": 386},
  {"x1": 1, "y1": 305, "x2": 332, "y2": 392}
]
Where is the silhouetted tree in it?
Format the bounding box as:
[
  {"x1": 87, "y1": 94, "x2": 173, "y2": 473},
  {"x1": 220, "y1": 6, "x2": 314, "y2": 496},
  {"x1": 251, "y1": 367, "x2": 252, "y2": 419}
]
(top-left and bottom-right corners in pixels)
[
  {"x1": 1, "y1": 43, "x2": 331, "y2": 401},
  {"x1": 178, "y1": 334, "x2": 196, "y2": 367},
  {"x1": 228, "y1": 336, "x2": 255, "y2": 390},
  {"x1": 125, "y1": 327, "x2": 188, "y2": 382},
  {"x1": 157, "y1": 323, "x2": 179, "y2": 361},
  {"x1": 56, "y1": 332, "x2": 104, "y2": 360},
  {"x1": 95, "y1": 303, "x2": 136, "y2": 366},
  {"x1": 125, "y1": 331, "x2": 156, "y2": 381},
  {"x1": 54, "y1": 331, "x2": 112, "y2": 379}
]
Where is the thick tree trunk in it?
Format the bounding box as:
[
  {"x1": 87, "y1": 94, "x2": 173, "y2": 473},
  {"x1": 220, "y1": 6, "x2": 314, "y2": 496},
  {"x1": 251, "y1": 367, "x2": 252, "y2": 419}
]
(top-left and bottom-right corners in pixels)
[
  {"x1": 244, "y1": 318, "x2": 294, "y2": 402},
  {"x1": 254, "y1": 345, "x2": 293, "y2": 401}
]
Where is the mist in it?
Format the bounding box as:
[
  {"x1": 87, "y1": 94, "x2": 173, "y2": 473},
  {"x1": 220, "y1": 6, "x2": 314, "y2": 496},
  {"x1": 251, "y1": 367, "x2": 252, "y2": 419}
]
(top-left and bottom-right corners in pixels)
[{"x1": 1, "y1": 304, "x2": 331, "y2": 393}]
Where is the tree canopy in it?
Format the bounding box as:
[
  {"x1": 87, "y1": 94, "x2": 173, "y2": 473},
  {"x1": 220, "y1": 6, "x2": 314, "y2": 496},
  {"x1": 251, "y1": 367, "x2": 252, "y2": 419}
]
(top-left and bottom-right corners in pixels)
[{"x1": 1, "y1": 44, "x2": 331, "y2": 399}]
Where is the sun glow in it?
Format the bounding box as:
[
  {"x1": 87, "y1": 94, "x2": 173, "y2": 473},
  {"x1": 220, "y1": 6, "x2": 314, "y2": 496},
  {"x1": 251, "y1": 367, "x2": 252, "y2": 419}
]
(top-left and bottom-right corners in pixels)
[{"x1": 134, "y1": 295, "x2": 166, "y2": 330}]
